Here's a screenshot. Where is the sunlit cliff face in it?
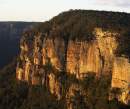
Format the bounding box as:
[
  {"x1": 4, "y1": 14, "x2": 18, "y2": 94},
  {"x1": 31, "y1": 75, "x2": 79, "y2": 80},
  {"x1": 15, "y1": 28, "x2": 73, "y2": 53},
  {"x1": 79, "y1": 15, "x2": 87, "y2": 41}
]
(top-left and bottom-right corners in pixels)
[
  {"x1": 16, "y1": 27, "x2": 129, "y2": 84},
  {"x1": 112, "y1": 57, "x2": 130, "y2": 89},
  {"x1": 42, "y1": 37, "x2": 65, "y2": 71},
  {"x1": 66, "y1": 28, "x2": 118, "y2": 77},
  {"x1": 16, "y1": 27, "x2": 130, "y2": 104}
]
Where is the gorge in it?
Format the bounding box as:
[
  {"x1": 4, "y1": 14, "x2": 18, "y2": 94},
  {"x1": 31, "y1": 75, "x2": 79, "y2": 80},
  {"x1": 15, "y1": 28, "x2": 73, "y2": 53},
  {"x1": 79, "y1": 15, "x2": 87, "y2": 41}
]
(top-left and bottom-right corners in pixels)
[{"x1": 1, "y1": 10, "x2": 130, "y2": 109}]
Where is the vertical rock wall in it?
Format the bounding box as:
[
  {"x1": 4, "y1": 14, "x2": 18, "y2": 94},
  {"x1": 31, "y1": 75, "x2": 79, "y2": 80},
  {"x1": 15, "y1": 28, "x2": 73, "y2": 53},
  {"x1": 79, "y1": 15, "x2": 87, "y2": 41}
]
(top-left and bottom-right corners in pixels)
[{"x1": 16, "y1": 28, "x2": 130, "y2": 104}]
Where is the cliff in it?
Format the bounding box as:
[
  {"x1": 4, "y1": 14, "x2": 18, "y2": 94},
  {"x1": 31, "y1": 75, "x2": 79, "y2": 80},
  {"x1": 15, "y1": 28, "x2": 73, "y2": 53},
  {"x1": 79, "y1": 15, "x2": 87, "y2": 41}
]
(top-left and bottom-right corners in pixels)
[{"x1": 16, "y1": 10, "x2": 130, "y2": 107}]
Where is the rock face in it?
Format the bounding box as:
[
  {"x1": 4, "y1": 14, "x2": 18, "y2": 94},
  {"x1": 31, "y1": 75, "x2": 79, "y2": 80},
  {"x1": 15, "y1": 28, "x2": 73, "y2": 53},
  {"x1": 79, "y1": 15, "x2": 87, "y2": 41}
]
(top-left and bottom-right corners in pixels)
[
  {"x1": 16, "y1": 28, "x2": 117, "y2": 80},
  {"x1": 16, "y1": 10, "x2": 130, "y2": 106},
  {"x1": 42, "y1": 36, "x2": 65, "y2": 71},
  {"x1": 112, "y1": 57, "x2": 130, "y2": 89},
  {"x1": 16, "y1": 27, "x2": 130, "y2": 104},
  {"x1": 110, "y1": 57, "x2": 130, "y2": 104}
]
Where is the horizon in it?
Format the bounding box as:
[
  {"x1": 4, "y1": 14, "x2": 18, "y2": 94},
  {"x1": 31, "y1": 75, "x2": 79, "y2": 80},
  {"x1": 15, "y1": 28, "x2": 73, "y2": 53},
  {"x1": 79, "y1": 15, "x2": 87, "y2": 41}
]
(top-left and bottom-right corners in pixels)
[
  {"x1": 0, "y1": 0, "x2": 130, "y2": 22},
  {"x1": 0, "y1": 9, "x2": 130, "y2": 22}
]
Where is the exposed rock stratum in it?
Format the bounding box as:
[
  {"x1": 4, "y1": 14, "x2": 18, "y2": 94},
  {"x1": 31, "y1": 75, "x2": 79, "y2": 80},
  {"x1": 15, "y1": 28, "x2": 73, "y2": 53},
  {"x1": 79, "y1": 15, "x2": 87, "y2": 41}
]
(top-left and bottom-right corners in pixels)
[{"x1": 16, "y1": 10, "x2": 130, "y2": 107}]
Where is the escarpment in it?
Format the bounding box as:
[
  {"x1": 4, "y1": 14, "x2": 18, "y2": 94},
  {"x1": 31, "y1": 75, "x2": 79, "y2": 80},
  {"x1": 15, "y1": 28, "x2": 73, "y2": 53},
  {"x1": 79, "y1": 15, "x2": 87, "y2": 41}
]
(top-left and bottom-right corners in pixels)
[
  {"x1": 16, "y1": 28, "x2": 119, "y2": 81},
  {"x1": 16, "y1": 10, "x2": 130, "y2": 106}
]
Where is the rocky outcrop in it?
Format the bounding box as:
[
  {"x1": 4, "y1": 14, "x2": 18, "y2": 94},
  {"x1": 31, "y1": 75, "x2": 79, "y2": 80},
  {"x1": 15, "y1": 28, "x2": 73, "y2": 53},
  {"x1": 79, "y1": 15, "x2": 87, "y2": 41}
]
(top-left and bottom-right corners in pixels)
[
  {"x1": 110, "y1": 57, "x2": 130, "y2": 104},
  {"x1": 17, "y1": 28, "x2": 118, "y2": 80},
  {"x1": 16, "y1": 27, "x2": 130, "y2": 105},
  {"x1": 42, "y1": 36, "x2": 65, "y2": 71},
  {"x1": 13, "y1": 15, "x2": 130, "y2": 109},
  {"x1": 112, "y1": 57, "x2": 130, "y2": 89},
  {"x1": 48, "y1": 73, "x2": 62, "y2": 100}
]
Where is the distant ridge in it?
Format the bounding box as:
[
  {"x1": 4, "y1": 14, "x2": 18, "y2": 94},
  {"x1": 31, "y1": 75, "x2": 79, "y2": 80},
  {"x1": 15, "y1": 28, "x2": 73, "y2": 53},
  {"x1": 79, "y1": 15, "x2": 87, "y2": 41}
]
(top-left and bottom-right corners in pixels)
[{"x1": 0, "y1": 22, "x2": 39, "y2": 69}]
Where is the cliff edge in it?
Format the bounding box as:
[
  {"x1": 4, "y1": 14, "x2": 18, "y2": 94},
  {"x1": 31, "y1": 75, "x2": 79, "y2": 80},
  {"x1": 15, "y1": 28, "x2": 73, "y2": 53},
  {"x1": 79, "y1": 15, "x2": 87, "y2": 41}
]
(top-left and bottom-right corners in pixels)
[{"x1": 16, "y1": 10, "x2": 130, "y2": 107}]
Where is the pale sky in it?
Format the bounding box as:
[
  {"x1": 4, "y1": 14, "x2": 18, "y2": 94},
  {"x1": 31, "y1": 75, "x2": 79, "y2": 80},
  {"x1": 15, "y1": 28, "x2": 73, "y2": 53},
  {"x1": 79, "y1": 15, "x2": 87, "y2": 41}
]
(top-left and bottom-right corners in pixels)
[{"x1": 0, "y1": 0, "x2": 130, "y2": 21}]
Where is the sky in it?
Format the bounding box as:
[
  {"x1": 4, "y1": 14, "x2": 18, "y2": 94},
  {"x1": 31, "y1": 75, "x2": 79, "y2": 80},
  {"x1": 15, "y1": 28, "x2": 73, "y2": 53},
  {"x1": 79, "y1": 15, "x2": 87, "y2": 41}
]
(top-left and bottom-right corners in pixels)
[{"x1": 0, "y1": 0, "x2": 130, "y2": 21}]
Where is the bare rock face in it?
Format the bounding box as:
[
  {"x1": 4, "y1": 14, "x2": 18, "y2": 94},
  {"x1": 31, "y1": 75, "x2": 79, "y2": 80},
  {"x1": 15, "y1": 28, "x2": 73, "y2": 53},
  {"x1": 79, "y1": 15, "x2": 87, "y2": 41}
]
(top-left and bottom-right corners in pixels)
[
  {"x1": 17, "y1": 28, "x2": 117, "y2": 82},
  {"x1": 42, "y1": 37, "x2": 65, "y2": 70},
  {"x1": 48, "y1": 73, "x2": 62, "y2": 100},
  {"x1": 66, "y1": 40, "x2": 81, "y2": 75},
  {"x1": 66, "y1": 40, "x2": 103, "y2": 78},
  {"x1": 112, "y1": 57, "x2": 130, "y2": 89},
  {"x1": 16, "y1": 27, "x2": 130, "y2": 104},
  {"x1": 66, "y1": 28, "x2": 118, "y2": 78},
  {"x1": 94, "y1": 28, "x2": 118, "y2": 73},
  {"x1": 79, "y1": 41, "x2": 102, "y2": 76},
  {"x1": 111, "y1": 57, "x2": 130, "y2": 104}
]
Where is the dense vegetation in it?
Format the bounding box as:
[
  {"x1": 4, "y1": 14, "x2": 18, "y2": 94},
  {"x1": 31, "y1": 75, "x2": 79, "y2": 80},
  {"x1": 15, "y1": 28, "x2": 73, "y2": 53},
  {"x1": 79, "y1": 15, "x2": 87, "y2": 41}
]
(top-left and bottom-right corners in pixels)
[
  {"x1": 51, "y1": 10, "x2": 130, "y2": 57},
  {"x1": 25, "y1": 10, "x2": 130, "y2": 57},
  {"x1": 0, "y1": 59, "x2": 62, "y2": 109},
  {"x1": 0, "y1": 59, "x2": 130, "y2": 109}
]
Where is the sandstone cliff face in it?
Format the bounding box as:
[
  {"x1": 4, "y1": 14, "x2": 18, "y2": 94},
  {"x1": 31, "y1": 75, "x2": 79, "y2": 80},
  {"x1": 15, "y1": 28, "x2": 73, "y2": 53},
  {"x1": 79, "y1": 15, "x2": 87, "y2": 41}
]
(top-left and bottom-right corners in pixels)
[
  {"x1": 42, "y1": 36, "x2": 65, "y2": 71},
  {"x1": 112, "y1": 57, "x2": 130, "y2": 89},
  {"x1": 16, "y1": 27, "x2": 130, "y2": 105},
  {"x1": 110, "y1": 57, "x2": 130, "y2": 104},
  {"x1": 17, "y1": 28, "x2": 117, "y2": 80}
]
